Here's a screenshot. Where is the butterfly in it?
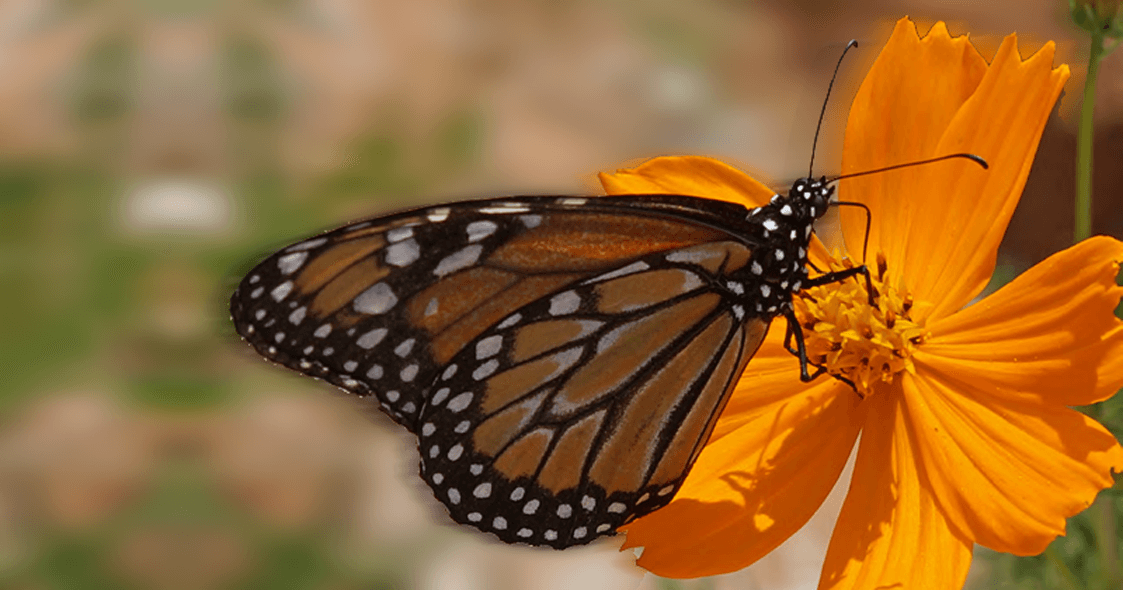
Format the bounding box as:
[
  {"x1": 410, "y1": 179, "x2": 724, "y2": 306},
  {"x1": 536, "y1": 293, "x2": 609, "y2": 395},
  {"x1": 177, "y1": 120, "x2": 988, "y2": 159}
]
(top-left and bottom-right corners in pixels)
[{"x1": 229, "y1": 181, "x2": 866, "y2": 547}]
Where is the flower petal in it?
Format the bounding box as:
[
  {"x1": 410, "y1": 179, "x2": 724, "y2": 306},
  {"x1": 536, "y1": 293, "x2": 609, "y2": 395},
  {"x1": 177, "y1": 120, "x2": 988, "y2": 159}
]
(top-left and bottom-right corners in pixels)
[
  {"x1": 598, "y1": 156, "x2": 775, "y2": 208},
  {"x1": 922, "y1": 236, "x2": 1123, "y2": 406},
  {"x1": 820, "y1": 392, "x2": 973, "y2": 590},
  {"x1": 839, "y1": 19, "x2": 987, "y2": 273},
  {"x1": 900, "y1": 369, "x2": 1123, "y2": 554},
  {"x1": 621, "y1": 372, "x2": 862, "y2": 578},
  {"x1": 912, "y1": 37, "x2": 1070, "y2": 321}
]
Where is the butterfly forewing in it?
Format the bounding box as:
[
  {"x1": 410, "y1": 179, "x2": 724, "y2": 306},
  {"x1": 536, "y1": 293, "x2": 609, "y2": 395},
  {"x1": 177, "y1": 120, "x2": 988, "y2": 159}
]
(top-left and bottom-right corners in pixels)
[{"x1": 231, "y1": 196, "x2": 751, "y2": 433}]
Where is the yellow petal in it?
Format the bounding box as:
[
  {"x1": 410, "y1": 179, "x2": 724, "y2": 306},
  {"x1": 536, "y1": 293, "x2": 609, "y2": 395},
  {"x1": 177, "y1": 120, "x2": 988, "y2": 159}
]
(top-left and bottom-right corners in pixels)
[
  {"x1": 901, "y1": 370, "x2": 1123, "y2": 554},
  {"x1": 598, "y1": 155, "x2": 776, "y2": 207},
  {"x1": 922, "y1": 236, "x2": 1123, "y2": 406},
  {"x1": 839, "y1": 19, "x2": 987, "y2": 271},
  {"x1": 820, "y1": 392, "x2": 973, "y2": 590},
  {"x1": 621, "y1": 377, "x2": 862, "y2": 578},
  {"x1": 911, "y1": 36, "x2": 1070, "y2": 321}
]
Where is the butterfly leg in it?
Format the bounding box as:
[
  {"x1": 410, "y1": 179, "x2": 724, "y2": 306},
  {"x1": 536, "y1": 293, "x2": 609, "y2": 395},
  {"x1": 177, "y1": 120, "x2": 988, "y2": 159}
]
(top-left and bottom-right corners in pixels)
[
  {"x1": 782, "y1": 311, "x2": 863, "y2": 394},
  {"x1": 805, "y1": 264, "x2": 876, "y2": 306},
  {"x1": 782, "y1": 308, "x2": 828, "y2": 382}
]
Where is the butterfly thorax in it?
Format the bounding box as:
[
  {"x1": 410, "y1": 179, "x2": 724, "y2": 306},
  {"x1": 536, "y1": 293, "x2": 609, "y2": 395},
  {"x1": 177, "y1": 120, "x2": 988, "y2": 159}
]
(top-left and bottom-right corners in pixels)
[{"x1": 733, "y1": 177, "x2": 833, "y2": 317}]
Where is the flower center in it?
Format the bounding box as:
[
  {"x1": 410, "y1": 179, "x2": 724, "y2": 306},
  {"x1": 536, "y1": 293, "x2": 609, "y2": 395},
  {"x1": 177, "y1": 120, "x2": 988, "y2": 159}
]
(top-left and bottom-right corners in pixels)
[{"x1": 793, "y1": 254, "x2": 927, "y2": 397}]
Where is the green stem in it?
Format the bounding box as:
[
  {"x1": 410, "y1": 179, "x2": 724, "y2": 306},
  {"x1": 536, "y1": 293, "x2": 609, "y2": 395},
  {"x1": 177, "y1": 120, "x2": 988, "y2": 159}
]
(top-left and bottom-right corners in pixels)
[{"x1": 1075, "y1": 32, "x2": 1104, "y2": 243}]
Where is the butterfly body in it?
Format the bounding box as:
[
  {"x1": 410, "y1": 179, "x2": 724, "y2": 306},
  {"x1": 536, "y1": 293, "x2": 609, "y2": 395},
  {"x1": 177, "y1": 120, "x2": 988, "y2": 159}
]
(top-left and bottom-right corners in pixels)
[{"x1": 230, "y1": 178, "x2": 834, "y2": 547}]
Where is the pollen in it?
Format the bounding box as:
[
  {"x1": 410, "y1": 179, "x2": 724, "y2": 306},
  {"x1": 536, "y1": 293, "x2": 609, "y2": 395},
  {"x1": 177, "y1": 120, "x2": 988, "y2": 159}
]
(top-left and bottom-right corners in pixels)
[{"x1": 794, "y1": 253, "x2": 927, "y2": 396}]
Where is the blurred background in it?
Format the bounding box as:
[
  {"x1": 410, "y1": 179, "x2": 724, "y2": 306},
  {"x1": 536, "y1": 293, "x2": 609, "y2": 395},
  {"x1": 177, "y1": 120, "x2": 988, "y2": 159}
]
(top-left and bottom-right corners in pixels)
[{"x1": 1, "y1": 0, "x2": 1120, "y2": 589}]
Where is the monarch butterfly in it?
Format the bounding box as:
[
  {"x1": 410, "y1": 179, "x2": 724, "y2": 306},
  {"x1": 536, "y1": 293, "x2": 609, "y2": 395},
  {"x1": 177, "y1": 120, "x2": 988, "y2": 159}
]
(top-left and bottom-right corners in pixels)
[
  {"x1": 229, "y1": 43, "x2": 987, "y2": 548},
  {"x1": 231, "y1": 184, "x2": 839, "y2": 542}
]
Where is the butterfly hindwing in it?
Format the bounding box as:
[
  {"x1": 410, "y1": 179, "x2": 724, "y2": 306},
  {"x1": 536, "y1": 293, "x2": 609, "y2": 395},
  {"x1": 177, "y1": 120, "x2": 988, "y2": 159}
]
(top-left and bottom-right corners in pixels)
[{"x1": 416, "y1": 242, "x2": 770, "y2": 547}]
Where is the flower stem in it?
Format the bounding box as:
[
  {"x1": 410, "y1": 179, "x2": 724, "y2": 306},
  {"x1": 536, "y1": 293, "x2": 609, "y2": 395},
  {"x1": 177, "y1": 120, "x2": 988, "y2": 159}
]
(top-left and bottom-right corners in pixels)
[{"x1": 1074, "y1": 31, "x2": 1104, "y2": 242}]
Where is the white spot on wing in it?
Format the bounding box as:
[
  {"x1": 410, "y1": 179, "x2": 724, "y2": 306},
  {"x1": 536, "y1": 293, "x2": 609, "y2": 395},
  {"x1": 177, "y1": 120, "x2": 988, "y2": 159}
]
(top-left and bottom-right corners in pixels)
[
  {"x1": 480, "y1": 203, "x2": 530, "y2": 214},
  {"x1": 476, "y1": 335, "x2": 503, "y2": 359},
  {"x1": 288, "y1": 307, "x2": 306, "y2": 325},
  {"x1": 353, "y1": 283, "x2": 397, "y2": 314},
  {"x1": 466, "y1": 220, "x2": 498, "y2": 242},
  {"x1": 385, "y1": 239, "x2": 420, "y2": 267},
  {"x1": 427, "y1": 207, "x2": 450, "y2": 222},
  {"x1": 586, "y1": 261, "x2": 650, "y2": 283},
  {"x1": 446, "y1": 392, "x2": 473, "y2": 412},
  {"x1": 433, "y1": 245, "x2": 483, "y2": 276},
  {"x1": 473, "y1": 359, "x2": 499, "y2": 380},
  {"x1": 386, "y1": 227, "x2": 413, "y2": 243},
  {"x1": 356, "y1": 328, "x2": 387, "y2": 349},
  {"x1": 394, "y1": 338, "x2": 415, "y2": 357},
  {"x1": 497, "y1": 313, "x2": 521, "y2": 330},
  {"x1": 270, "y1": 281, "x2": 294, "y2": 302},
  {"x1": 549, "y1": 291, "x2": 580, "y2": 315},
  {"x1": 277, "y1": 252, "x2": 308, "y2": 275}
]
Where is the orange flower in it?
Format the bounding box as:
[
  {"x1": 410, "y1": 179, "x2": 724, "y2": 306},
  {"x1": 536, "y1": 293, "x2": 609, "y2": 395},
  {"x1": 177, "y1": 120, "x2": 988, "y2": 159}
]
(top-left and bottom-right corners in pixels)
[{"x1": 598, "y1": 18, "x2": 1123, "y2": 588}]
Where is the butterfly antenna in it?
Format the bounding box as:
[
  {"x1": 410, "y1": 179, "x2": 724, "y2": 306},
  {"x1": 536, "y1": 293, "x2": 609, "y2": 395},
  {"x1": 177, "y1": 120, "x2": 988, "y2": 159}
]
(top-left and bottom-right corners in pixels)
[
  {"x1": 826, "y1": 153, "x2": 988, "y2": 262},
  {"x1": 809, "y1": 39, "x2": 859, "y2": 178},
  {"x1": 828, "y1": 153, "x2": 988, "y2": 183}
]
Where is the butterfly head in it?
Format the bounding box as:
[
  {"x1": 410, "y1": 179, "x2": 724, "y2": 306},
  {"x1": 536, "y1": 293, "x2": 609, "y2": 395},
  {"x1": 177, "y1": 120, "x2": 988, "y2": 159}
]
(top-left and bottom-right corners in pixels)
[{"x1": 786, "y1": 176, "x2": 834, "y2": 225}]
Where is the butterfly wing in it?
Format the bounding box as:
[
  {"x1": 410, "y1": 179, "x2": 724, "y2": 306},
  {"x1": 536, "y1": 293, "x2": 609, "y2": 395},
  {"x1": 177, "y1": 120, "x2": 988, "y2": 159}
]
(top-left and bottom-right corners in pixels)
[
  {"x1": 231, "y1": 195, "x2": 772, "y2": 547},
  {"x1": 229, "y1": 196, "x2": 757, "y2": 432},
  {"x1": 417, "y1": 245, "x2": 770, "y2": 547}
]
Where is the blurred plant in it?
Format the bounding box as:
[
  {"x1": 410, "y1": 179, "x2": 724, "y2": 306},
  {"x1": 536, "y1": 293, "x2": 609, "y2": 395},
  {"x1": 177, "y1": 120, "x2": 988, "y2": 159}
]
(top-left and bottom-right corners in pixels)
[{"x1": 1069, "y1": 0, "x2": 1122, "y2": 242}]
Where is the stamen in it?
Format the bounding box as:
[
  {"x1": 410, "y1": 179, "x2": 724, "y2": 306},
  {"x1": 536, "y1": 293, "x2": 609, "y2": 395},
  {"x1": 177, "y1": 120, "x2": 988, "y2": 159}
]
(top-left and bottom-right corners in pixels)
[{"x1": 795, "y1": 254, "x2": 927, "y2": 396}]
